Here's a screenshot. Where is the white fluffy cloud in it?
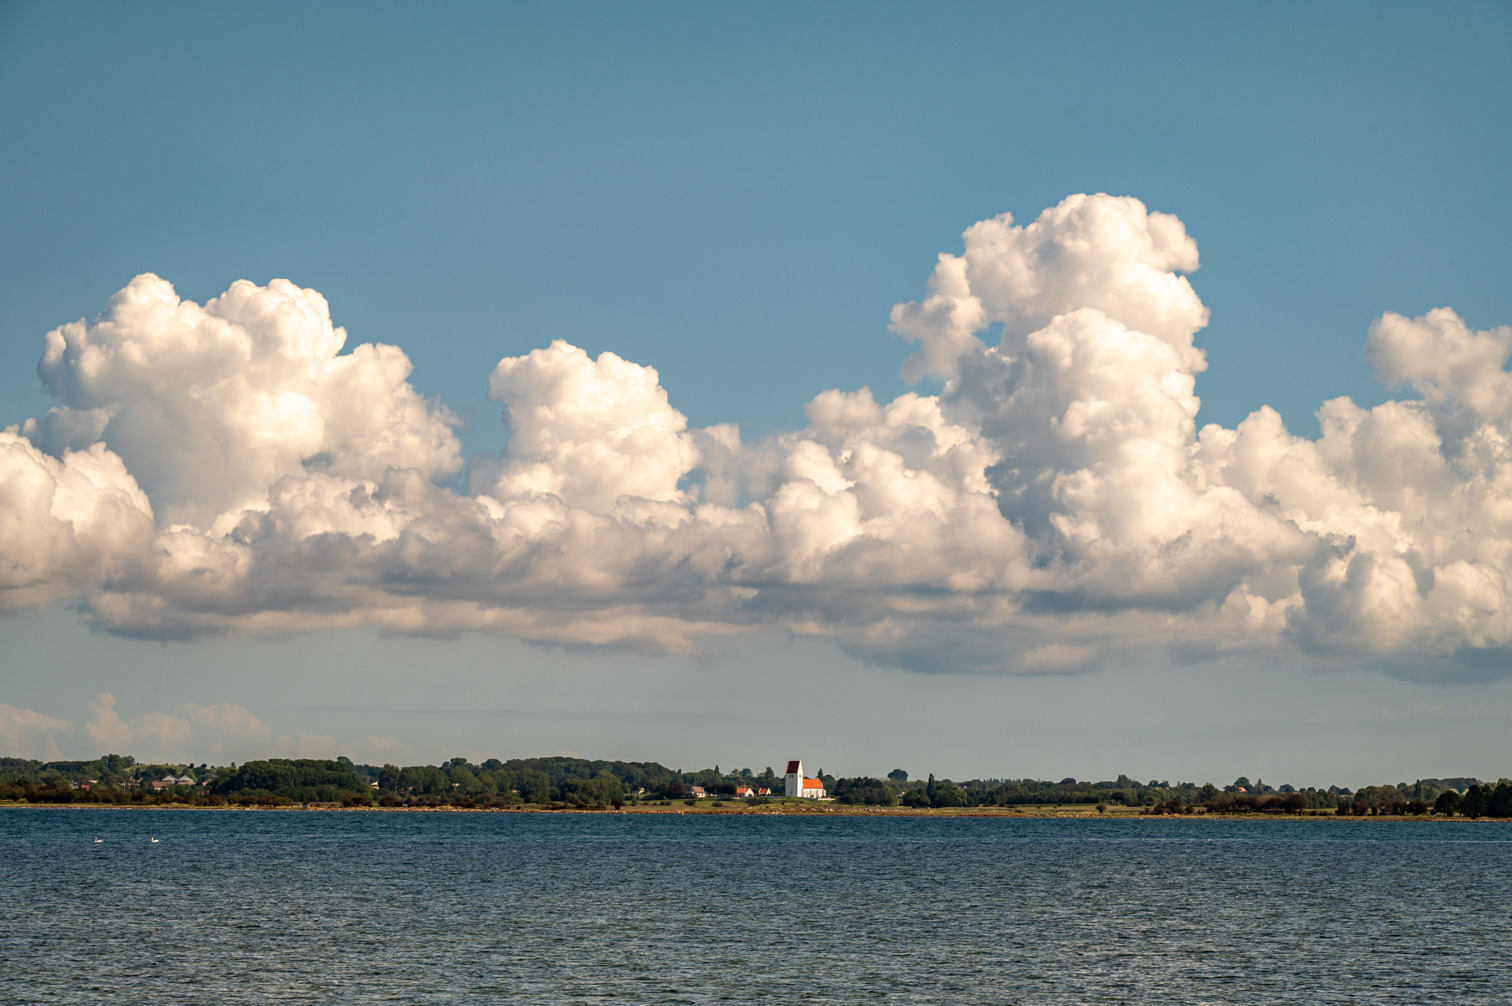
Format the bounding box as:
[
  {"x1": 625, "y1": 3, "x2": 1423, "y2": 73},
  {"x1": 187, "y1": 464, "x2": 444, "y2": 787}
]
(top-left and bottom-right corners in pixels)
[
  {"x1": 470, "y1": 340, "x2": 700, "y2": 511},
  {"x1": 31, "y1": 275, "x2": 460, "y2": 531},
  {"x1": 4, "y1": 194, "x2": 1512, "y2": 677},
  {"x1": 0, "y1": 434, "x2": 154, "y2": 610},
  {"x1": 891, "y1": 193, "x2": 1207, "y2": 381},
  {"x1": 0, "y1": 703, "x2": 74, "y2": 760}
]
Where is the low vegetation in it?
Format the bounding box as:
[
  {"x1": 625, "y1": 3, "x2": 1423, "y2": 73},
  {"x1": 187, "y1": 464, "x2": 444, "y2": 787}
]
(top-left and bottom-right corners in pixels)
[{"x1": 1, "y1": 754, "x2": 1505, "y2": 817}]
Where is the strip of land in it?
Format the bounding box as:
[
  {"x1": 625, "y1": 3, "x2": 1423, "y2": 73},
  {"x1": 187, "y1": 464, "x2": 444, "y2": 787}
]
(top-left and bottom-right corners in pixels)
[
  {"x1": 4, "y1": 753, "x2": 1507, "y2": 819},
  {"x1": 5, "y1": 797, "x2": 1510, "y2": 823}
]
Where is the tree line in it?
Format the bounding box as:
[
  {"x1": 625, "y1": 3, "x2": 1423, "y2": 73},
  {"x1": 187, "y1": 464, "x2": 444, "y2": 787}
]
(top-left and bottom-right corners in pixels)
[{"x1": 1, "y1": 754, "x2": 1506, "y2": 816}]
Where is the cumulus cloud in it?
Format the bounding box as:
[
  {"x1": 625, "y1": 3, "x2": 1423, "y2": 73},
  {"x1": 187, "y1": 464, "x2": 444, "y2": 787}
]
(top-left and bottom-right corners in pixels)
[
  {"x1": 81, "y1": 692, "x2": 275, "y2": 761},
  {"x1": 0, "y1": 435, "x2": 154, "y2": 610},
  {"x1": 4, "y1": 194, "x2": 1512, "y2": 677},
  {"x1": 891, "y1": 193, "x2": 1207, "y2": 381},
  {"x1": 0, "y1": 703, "x2": 74, "y2": 760},
  {"x1": 31, "y1": 275, "x2": 460, "y2": 531},
  {"x1": 469, "y1": 340, "x2": 700, "y2": 511}
]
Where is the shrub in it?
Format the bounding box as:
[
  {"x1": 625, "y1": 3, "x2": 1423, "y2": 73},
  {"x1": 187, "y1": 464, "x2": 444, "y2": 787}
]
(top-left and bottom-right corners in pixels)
[
  {"x1": 833, "y1": 777, "x2": 901, "y2": 807},
  {"x1": 31, "y1": 787, "x2": 75, "y2": 804}
]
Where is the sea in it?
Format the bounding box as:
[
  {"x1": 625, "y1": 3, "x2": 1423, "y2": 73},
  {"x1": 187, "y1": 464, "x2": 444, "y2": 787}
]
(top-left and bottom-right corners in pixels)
[{"x1": 3, "y1": 808, "x2": 1509, "y2": 1004}]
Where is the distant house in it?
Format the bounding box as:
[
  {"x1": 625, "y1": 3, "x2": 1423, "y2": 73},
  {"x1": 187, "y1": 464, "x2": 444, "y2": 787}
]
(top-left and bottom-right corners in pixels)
[
  {"x1": 146, "y1": 774, "x2": 195, "y2": 791},
  {"x1": 783, "y1": 760, "x2": 828, "y2": 799},
  {"x1": 757, "y1": 788, "x2": 772, "y2": 796},
  {"x1": 688, "y1": 786, "x2": 708, "y2": 799},
  {"x1": 734, "y1": 786, "x2": 756, "y2": 799}
]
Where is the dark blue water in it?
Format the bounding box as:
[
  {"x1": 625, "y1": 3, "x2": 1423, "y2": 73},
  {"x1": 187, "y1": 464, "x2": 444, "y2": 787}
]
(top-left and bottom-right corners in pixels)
[{"x1": 3, "y1": 809, "x2": 1509, "y2": 1004}]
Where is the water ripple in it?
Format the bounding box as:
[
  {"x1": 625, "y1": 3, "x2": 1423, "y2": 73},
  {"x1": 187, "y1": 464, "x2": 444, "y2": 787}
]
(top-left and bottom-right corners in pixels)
[{"x1": 3, "y1": 810, "x2": 1508, "y2": 1003}]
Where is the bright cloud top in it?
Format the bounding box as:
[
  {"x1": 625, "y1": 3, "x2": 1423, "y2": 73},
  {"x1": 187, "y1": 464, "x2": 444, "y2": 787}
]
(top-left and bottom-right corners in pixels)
[{"x1": 4, "y1": 194, "x2": 1510, "y2": 676}]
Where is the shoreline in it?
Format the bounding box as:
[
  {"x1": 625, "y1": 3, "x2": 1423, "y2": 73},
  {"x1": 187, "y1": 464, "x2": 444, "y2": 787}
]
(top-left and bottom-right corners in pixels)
[{"x1": 3, "y1": 800, "x2": 1505, "y2": 822}]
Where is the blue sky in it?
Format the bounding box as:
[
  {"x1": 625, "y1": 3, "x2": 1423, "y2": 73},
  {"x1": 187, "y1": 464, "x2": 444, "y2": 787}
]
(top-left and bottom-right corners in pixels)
[{"x1": 2, "y1": 3, "x2": 1510, "y2": 781}]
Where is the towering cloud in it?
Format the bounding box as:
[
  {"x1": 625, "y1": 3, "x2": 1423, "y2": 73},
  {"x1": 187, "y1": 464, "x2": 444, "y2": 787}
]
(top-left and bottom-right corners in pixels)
[
  {"x1": 0, "y1": 434, "x2": 153, "y2": 609},
  {"x1": 470, "y1": 340, "x2": 700, "y2": 511},
  {"x1": 3, "y1": 194, "x2": 1510, "y2": 677},
  {"x1": 31, "y1": 275, "x2": 461, "y2": 530}
]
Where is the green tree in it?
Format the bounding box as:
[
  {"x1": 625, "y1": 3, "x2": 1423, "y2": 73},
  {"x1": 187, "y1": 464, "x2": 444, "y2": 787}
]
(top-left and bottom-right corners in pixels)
[
  {"x1": 1488, "y1": 781, "x2": 1512, "y2": 818},
  {"x1": 448, "y1": 766, "x2": 482, "y2": 794},
  {"x1": 559, "y1": 776, "x2": 623, "y2": 804},
  {"x1": 925, "y1": 774, "x2": 970, "y2": 809},
  {"x1": 516, "y1": 770, "x2": 551, "y2": 803},
  {"x1": 212, "y1": 759, "x2": 366, "y2": 801},
  {"x1": 833, "y1": 778, "x2": 899, "y2": 806}
]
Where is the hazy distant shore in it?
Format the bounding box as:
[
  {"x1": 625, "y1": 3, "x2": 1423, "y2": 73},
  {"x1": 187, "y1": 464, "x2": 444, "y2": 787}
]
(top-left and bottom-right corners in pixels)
[{"x1": 6, "y1": 800, "x2": 1505, "y2": 821}]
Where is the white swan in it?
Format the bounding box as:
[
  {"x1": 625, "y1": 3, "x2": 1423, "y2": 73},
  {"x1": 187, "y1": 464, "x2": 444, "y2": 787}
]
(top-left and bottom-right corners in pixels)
[
  {"x1": 150, "y1": 837, "x2": 159, "y2": 843},
  {"x1": 93, "y1": 837, "x2": 103, "y2": 843}
]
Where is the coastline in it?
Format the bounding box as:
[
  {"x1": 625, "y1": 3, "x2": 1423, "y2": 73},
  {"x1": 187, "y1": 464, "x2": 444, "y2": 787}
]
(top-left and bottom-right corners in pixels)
[{"x1": 4, "y1": 800, "x2": 1504, "y2": 821}]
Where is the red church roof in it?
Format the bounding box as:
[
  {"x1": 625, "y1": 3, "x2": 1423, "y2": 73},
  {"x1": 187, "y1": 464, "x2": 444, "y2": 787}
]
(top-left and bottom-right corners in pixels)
[{"x1": 803, "y1": 778, "x2": 824, "y2": 789}]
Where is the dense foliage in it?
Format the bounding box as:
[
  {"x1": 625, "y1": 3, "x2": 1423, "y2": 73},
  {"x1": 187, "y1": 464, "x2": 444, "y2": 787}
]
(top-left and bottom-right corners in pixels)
[
  {"x1": 1, "y1": 752, "x2": 1507, "y2": 816},
  {"x1": 832, "y1": 777, "x2": 899, "y2": 806},
  {"x1": 361, "y1": 756, "x2": 690, "y2": 805},
  {"x1": 1449, "y1": 781, "x2": 1512, "y2": 819},
  {"x1": 210, "y1": 759, "x2": 369, "y2": 803},
  {"x1": 1, "y1": 754, "x2": 142, "y2": 789}
]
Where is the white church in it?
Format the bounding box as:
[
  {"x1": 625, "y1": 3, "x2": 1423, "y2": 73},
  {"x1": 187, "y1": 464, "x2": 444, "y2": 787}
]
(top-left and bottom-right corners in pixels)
[{"x1": 784, "y1": 760, "x2": 827, "y2": 799}]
